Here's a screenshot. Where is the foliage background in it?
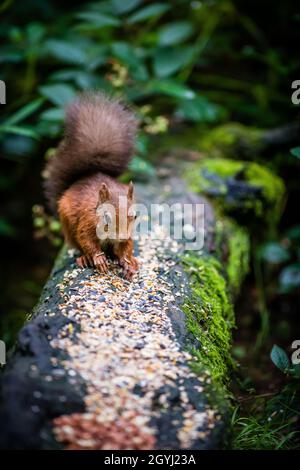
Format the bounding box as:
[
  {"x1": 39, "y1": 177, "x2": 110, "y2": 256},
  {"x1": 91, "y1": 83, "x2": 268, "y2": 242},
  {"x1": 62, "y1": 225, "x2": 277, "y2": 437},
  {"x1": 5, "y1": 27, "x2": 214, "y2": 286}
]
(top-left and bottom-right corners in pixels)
[{"x1": 0, "y1": 0, "x2": 299, "y2": 449}]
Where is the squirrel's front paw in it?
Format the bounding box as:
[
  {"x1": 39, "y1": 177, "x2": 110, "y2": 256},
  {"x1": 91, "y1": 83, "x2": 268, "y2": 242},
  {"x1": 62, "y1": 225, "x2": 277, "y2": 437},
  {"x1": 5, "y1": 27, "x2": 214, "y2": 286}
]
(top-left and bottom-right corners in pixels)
[
  {"x1": 76, "y1": 255, "x2": 93, "y2": 268},
  {"x1": 120, "y1": 256, "x2": 139, "y2": 281},
  {"x1": 93, "y1": 251, "x2": 109, "y2": 274}
]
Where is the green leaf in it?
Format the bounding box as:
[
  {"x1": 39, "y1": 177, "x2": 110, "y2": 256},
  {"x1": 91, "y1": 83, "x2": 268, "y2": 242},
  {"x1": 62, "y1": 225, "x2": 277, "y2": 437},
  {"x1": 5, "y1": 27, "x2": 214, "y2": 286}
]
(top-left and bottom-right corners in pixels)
[
  {"x1": 2, "y1": 135, "x2": 37, "y2": 157},
  {"x1": 50, "y1": 69, "x2": 102, "y2": 89},
  {"x1": 157, "y1": 21, "x2": 194, "y2": 46},
  {"x1": 26, "y1": 22, "x2": 46, "y2": 44},
  {"x1": 270, "y1": 345, "x2": 290, "y2": 372},
  {"x1": 45, "y1": 39, "x2": 87, "y2": 65},
  {"x1": 260, "y1": 242, "x2": 290, "y2": 264},
  {"x1": 147, "y1": 79, "x2": 195, "y2": 100},
  {"x1": 127, "y1": 3, "x2": 170, "y2": 23},
  {"x1": 290, "y1": 146, "x2": 300, "y2": 159},
  {"x1": 0, "y1": 125, "x2": 39, "y2": 139},
  {"x1": 40, "y1": 108, "x2": 64, "y2": 122},
  {"x1": 4, "y1": 98, "x2": 44, "y2": 126},
  {"x1": 111, "y1": 42, "x2": 148, "y2": 80},
  {"x1": 76, "y1": 11, "x2": 120, "y2": 27},
  {"x1": 0, "y1": 49, "x2": 23, "y2": 64},
  {"x1": 36, "y1": 121, "x2": 61, "y2": 138},
  {"x1": 111, "y1": 0, "x2": 143, "y2": 14},
  {"x1": 279, "y1": 264, "x2": 300, "y2": 292},
  {"x1": 111, "y1": 42, "x2": 139, "y2": 68},
  {"x1": 153, "y1": 46, "x2": 195, "y2": 77},
  {"x1": 39, "y1": 84, "x2": 76, "y2": 106},
  {"x1": 176, "y1": 95, "x2": 220, "y2": 122}
]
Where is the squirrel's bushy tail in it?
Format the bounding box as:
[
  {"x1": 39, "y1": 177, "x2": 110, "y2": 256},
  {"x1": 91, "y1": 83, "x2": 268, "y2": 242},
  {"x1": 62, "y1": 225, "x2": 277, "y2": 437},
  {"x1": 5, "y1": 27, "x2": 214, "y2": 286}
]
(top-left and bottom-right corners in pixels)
[{"x1": 44, "y1": 92, "x2": 138, "y2": 212}]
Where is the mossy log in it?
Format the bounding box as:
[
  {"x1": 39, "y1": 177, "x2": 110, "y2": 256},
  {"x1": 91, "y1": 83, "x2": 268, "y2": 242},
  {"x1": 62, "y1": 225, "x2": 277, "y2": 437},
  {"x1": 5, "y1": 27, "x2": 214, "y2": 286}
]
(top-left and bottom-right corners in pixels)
[
  {"x1": 184, "y1": 156, "x2": 285, "y2": 231},
  {"x1": 199, "y1": 122, "x2": 300, "y2": 160},
  {"x1": 0, "y1": 154, "x2": 283, "y2": 450}
]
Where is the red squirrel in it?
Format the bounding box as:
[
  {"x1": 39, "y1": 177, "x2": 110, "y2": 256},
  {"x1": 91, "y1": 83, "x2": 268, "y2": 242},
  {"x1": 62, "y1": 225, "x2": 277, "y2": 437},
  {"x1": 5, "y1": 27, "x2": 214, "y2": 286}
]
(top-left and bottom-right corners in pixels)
[{"x1": 44, "y1": 92, "x2": 139, "y2": 280}]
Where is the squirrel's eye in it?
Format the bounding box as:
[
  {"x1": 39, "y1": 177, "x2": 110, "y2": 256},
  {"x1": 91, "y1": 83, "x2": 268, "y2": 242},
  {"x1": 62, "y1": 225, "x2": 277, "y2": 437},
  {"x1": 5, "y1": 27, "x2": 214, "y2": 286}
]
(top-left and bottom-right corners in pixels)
[{"x1": 128, "y1": 210, "x2": 136, "y2": 220}]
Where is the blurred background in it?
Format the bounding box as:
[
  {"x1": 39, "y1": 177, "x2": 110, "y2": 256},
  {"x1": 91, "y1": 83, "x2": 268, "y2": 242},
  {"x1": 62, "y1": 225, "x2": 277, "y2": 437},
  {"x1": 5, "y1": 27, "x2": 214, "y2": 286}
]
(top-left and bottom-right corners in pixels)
[{"x1": 0, "y1": 0, "x2": 299, "y2": 449}]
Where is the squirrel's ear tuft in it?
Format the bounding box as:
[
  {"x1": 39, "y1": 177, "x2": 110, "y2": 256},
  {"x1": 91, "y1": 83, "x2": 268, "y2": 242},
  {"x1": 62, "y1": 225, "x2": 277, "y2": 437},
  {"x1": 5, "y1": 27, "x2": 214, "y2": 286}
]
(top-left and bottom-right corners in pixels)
[
  {"x1": 128, "y1": 181, "x2": 134, "y2": 199},
  {"x1": 99, "y1": 182, "x2": 109, "y2": 203}
]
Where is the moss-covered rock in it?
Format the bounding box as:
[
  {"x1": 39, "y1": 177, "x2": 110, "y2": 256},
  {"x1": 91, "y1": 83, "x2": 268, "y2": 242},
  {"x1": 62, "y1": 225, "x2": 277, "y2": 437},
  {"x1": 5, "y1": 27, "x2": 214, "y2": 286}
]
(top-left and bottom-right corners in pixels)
[
  {"x1": 200, "y1": 123, "x2": 264, "y2": 159},
  {"x1": 199, "y1": 121, "x2": 300, "y2": 162},
  {"x1": 184, "y1": 157, "x2": 285, "y2": 230}
]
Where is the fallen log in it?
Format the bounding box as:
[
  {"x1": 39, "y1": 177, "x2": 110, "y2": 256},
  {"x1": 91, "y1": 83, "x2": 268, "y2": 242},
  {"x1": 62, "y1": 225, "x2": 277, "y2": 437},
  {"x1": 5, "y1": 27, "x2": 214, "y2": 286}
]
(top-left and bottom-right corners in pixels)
[
  {"x1": 199, "y1": 121, "x2": 300, "y2": 160},
  {"x1": 0, "y1": 153, "x2": 283, "y2": 450}
]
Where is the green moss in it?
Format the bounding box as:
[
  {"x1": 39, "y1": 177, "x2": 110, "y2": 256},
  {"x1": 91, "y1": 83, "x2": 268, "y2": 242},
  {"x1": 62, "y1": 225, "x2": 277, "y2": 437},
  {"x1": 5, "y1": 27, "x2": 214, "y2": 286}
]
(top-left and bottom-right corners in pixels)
[
  {"x1": 245, "y1": 162, "x2": 285, "y2": 223},
  {"x1": 224, "y1": 220, "x2": 250, "y2": 295},
  {"x1": 184, "y1": 158, "x2": 285, "y2": 226},
  {"x1": 180, "y1": 217, "x2": 250, "y2": 414},
  {"x1": 207, "y1": 217, "x2": 250, "y2": 296},
  {"x1": 197, "y1": 158, "x2": 244, "y2": 179},
  {"x1": 182, "y1": 255, "x2": 235, "y2": 388},
  {"x1": 200, "y1": 123, "x2": 263, "y2": 159}
]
